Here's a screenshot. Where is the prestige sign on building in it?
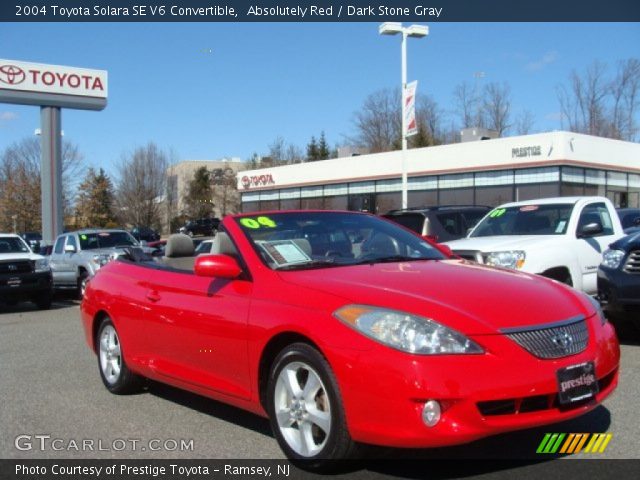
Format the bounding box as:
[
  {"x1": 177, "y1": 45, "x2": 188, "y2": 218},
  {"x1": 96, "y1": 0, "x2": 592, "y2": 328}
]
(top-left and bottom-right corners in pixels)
[{"x1": 0, "y1": 58, "x2": 107, "y2": 109}]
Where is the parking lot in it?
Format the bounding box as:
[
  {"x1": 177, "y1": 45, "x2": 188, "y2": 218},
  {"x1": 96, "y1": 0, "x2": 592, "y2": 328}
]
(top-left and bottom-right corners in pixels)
[{"x1": 1, "y1": 299, "x2": 639, "y2": 463}]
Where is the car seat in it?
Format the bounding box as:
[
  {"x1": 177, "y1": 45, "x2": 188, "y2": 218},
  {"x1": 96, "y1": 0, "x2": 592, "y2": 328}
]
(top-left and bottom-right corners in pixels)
[
  {"x1": 161, "y1": 234, "x2": 195, "y2": 270},
  {"x1": 210, "y1": 232, "x2": 238, "y2": 257}
]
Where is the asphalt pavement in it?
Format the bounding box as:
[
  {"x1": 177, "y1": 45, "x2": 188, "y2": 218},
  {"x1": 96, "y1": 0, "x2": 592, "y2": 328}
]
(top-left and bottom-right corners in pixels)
[{"x1": 1, "y1": 299, "x2": 638, "y2": 463}]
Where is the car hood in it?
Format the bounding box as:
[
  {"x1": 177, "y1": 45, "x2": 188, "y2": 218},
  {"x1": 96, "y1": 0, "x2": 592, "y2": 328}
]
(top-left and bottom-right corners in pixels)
[
  {"x1": 0, "y1": 252, "x2": 43, "y2": 261},
  {"x1": 445, "y1": 235, "x2": 563, "y2": 252},
  {"x1": 610, "y1": 231, "x2": 640, "y2": 251},
  {"x1": 277, "y1": 259, "x2": 593, "y2": 335}
]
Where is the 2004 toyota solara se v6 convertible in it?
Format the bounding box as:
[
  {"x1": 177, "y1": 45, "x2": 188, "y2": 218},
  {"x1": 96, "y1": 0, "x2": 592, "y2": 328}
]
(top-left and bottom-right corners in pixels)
[{"x1": 80, "y1": 211, "x2": 619, "y2": 464}]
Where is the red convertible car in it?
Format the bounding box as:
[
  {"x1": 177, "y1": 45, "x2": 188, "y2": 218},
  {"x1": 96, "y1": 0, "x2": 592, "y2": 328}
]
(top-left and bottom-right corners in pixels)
[{"x1": 81, "y1": 211, "x2": 619, "y2": 464}]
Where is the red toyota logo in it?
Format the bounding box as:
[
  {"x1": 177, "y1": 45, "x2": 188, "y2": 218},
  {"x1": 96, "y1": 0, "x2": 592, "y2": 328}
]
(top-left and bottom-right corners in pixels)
[
  {"x1": 241, "y1": 176, "x2": 251, "y2": 188},
  {"x1": 0, "y1": 65, "x2": 26, "y2": 85}
]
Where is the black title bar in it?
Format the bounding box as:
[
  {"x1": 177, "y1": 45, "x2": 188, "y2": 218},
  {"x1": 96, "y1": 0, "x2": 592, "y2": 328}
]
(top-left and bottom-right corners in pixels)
[{"x1": 2, "y1": 0, "x2": 640, "y2": 22}]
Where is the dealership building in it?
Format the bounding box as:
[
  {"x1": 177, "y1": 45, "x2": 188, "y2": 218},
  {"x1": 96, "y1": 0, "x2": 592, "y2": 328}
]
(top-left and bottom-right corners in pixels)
[{"x1": 238, "y1": 131, "x2": 640, "y2": 213}]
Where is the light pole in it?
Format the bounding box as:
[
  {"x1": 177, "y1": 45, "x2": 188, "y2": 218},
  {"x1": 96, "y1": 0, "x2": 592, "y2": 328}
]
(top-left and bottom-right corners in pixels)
[{"x1": 379, "y1": 22, "x2": 428, "y2": 209}]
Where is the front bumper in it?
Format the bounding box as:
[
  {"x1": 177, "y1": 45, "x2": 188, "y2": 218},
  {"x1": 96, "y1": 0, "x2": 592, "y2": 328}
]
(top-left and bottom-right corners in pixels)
[
  {"x1": 0, "y1": 271, "x2": 53, "y2": 300},
  {"x1": 327, "y1": 316, "x2": 619, "y2": 448},
  {"x1": 598, "y1": 266, "x2": 640, "y2": 315}
]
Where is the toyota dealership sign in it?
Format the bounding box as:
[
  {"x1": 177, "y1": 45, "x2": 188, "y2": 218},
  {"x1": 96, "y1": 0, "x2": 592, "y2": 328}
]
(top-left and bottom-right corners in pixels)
[{"x1": 0, "y1": 59, "x2": 107, "y2": 110}]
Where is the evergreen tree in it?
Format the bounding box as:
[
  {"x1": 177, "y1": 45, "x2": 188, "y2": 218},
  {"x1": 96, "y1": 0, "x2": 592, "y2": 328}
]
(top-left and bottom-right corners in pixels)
[
  {"x1": 317, "y1": 131, "x2": 330, "y2": 160},
  {"x1": 76, "y1": 168, "x2": 116, "y2": 228},
  {"x1": 306, "y1": 136, "x2": 319, "y2": 161},
  {"x1": 183, "y1": 166, "x2": 214, "y2": 218}
]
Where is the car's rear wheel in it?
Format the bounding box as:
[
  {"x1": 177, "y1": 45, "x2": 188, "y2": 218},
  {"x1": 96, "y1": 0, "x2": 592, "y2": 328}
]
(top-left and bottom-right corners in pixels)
[
  {"x1": 266, "y1": 343, "x2": 358, "y2": 467},
  {"x1": 97, "y1": 317, "x2": 143, "y2": 394}
]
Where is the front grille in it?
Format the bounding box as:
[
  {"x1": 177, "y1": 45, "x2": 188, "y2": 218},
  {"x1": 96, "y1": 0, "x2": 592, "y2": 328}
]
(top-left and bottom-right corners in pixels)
[
  {"x1": 623, "y1": 250, "x2": 640, "y2": 274},
  {"x1": 502, "y1": 317, "x2": 588, "y2": 359},
  {"x1": 453, "y1": 250, "x2": 483, "y2": 263},
  {"x1": 0, "y1": 260, "x2": 33, "y2": 274}
]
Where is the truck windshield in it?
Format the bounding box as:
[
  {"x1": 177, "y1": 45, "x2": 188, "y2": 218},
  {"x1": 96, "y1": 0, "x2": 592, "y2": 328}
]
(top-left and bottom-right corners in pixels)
[
  {"x1": 78, "y1": 232, "x2": 138, "y2": 250},
  {"x1": 0, "y1": 237, "x2": 31, "y2": 253},
  {"x1": 470, "y1": 204, "x2": 575, "y2": 237}
]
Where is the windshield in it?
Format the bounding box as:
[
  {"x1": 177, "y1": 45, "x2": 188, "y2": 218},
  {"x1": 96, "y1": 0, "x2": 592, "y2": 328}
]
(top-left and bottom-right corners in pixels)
[
  {"x1": 235, "y1": 212, "x2": 445, "y2": 270},
  {"x1": 78, "y1": 231, "x2": 138, "y2": 250},
  {"x1": 470, "y1": 204, "x2": 574, "y2": 237},
  {"x1": 0, "y1": 237, "x2": 31, "y2": 254}
]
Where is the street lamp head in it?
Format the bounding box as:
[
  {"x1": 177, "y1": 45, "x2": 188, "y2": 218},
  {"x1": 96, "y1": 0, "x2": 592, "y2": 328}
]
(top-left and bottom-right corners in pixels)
[
  {"x1": 379, "y1": 22, "x2": 403, "y2": 36},
  {"x1": 407, "y1": 25, "x2": 429, "y2": 38}
]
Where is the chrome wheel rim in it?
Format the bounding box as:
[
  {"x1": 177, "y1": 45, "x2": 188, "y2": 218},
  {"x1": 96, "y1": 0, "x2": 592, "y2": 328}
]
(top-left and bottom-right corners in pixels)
[
  {"x1": 99, "y1": 325, "x2": 122, "y2": 385},
  {"x1": 80, "y1": 277, "x2": 88, "y2": 297},
  {"x1": 274, "y1": 361, "x2": 331, "y2": 457}
]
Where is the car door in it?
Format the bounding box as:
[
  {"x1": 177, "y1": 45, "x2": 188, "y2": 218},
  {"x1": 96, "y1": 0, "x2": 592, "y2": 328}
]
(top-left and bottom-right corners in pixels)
[
  {"x1": 50, "y1": 235, "x2": 75, "y2": 286},
  {"x1": 142, "y1": 266, "x2": 253, "y2": 400},
  {"x1": 574, "y1": 202, "x2": 619, "y2": 294}
]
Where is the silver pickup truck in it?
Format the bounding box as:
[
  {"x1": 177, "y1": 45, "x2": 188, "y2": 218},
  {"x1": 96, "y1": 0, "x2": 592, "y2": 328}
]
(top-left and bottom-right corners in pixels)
[{"x1": 49, "y1": 229, "x2": 143, "y2": 298}]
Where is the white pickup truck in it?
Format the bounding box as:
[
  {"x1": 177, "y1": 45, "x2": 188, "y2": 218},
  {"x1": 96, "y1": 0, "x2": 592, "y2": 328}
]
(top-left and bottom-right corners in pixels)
[{"x1": 445, "y1": 196, "x2": 625, "y2": 295}]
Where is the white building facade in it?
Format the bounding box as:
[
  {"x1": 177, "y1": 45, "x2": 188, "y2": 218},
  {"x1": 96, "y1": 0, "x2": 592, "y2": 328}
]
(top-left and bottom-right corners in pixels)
[{"x1": 237, "y1": 132, "x2": 640, "y2": 213}]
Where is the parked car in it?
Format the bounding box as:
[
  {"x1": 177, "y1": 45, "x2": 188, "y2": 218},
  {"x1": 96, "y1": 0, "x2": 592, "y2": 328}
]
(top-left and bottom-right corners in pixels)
[
  {"x1": 179, "y1": 218, "x2": 220, "y2": 237},
  {"x1": 598, "y1": 231, "x2": 640, "y2": 329},
  {"x1": 616, "y1": 208, "x2": 640, "y2": 234},
  {"x1": 49, "y1": 229, "x2": 143, "y2": 298},
  {"x1": 446, "y1": 197, "x2": 625, "y2": 294},
  {"x1": 81, "y1": 211, "x2": 619, "y2": 466},
  {"x1": 0, "y1": 233, "x2": 53, "y2": 309},
  {"x1": 20, "y1": 232, "x2": 42, "y2": 252},
  {"x1": 383, "y1": 205, "x2": 491, "y2": 242},
  {"x1": 130, "y1": 226, "x2": 161, "y2": 242},
  {"x1": 194, "y1": 239, "x2": 214, "y2": 255}
]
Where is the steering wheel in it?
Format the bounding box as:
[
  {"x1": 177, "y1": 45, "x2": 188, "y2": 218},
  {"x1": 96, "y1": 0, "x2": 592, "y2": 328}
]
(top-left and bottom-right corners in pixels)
[{"x1": 325, "y1": 250, "x2": 344, "y2": 258}]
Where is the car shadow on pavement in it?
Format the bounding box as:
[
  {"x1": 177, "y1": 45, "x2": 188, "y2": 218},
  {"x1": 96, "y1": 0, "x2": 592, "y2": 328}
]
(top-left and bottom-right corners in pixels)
[
  {"x1": 145, "y1": 380, "x2": 273, "y2": 437},
  {"x1": 607, "y1": 316, "x2": 640, "y2": 346}
]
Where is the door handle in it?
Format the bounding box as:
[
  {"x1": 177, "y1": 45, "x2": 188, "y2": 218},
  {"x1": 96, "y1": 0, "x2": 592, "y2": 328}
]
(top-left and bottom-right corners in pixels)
[{"x1": 146, "y1": 291, "x2": 161, "y2": 302}]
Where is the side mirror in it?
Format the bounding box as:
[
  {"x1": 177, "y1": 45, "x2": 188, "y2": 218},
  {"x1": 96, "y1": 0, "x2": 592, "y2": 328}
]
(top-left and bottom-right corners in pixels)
[
  {"x1": 194, "y1": 254, "x2": 242, "y2": 279},
  {"x1": 64, "y1": 244, "x2": 76, "y2": 253},
  {"x1": 435, "y1": 244, "x2": 453, "y2": 257},
  {"x1": 579, "y1": 222, "x2": 603, "y2": 238},
  {"x1": 140, "y1": 240, "x2": 148, "y2": 246}
]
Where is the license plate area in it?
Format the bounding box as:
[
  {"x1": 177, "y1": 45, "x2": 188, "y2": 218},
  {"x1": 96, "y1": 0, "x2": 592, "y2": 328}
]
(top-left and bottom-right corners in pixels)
[{"x1": 557, "y1": 361, "x2": 598, "y2": 405}]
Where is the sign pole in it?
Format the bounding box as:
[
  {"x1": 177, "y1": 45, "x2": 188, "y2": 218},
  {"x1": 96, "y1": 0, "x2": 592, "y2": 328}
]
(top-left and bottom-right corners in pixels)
[{"x1": 40, "y1": 106, "x2": 63, "y2": 243}]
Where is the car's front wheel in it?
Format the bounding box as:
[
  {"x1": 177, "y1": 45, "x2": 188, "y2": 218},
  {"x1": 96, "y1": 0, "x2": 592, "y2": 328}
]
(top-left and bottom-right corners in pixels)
[
  {"x1": 33, "y1": 290, "x2": 53, "y2": 310},
  {"x1": 97, "y1": 317, "x2": 143, "y2": 394},
  {"x1": 267, "y1": 343, "x2": 358, "y2": 467}
]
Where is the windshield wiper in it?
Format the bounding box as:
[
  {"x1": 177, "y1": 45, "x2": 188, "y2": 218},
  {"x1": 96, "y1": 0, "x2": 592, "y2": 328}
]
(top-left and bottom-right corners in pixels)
[
  {"x1": 352, "y1": 255, "x2": 437, "y2": 265},
  {"x1": 275, "y1": 259, "x2": 340, "y2": 271}
]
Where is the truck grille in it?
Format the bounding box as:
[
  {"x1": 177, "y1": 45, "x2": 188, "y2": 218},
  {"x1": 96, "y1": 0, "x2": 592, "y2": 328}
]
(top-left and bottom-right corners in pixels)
[
  {"x1": 502, "y1": 317, "x2": 588, "y2": 359},
  {"x1": 623, "y1": 250, "x2": 640, "y2": 274},
  {"x1": 0, "y1": 260, "x2": 33, "y2": 274},
  {"x1": 453, "y1": 250, "x2": 484, "y2": 263}
]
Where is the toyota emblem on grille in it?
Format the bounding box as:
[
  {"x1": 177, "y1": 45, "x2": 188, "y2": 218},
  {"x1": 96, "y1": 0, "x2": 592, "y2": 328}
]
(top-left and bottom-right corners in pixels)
[
  {"x1": 551, "y1": 331, "x2": 574, "y2": 350},
  {"x1": 0, "y1": 65, "x2": 26, "y2": 85},
  {"x1": 8, "y1": 264, "x2": 18, "y2": 271}
]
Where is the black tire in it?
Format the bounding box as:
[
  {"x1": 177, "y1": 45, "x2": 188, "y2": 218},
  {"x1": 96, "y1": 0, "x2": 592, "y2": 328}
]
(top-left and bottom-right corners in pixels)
[
  {"x1": 77, "y1": 271, "x2": 89, "y2": 299},
  {"x1": 96, "y1": 317, "x2": 144, "y2": 394},
  {"x1": 33, "y1": 291, "x2": 53, "y2": 310},
  {"x1": 266, "y1": 343, "x2": 359, "y2": 469}
]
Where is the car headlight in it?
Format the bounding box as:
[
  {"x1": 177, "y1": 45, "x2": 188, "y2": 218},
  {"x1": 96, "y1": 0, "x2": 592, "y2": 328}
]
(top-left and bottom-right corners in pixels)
[
  {"x1": 584, "y1": 293, "x2": 607, "y2": 326},
  {"x1": 486, "y1": 251, "x2": 526, "y2": 269},
  {"x1": 334, "y1": 305, "x2": 483, "y2": 355},
  {"x1": 92, "y1": 254, "x2": 111, "y2": 267},
  {"x1": 601, "y1": 249, "x2": 625, "y2": 269},
  {"x1": 34, "y1": 258, "x2": 50, "y2": 273}
]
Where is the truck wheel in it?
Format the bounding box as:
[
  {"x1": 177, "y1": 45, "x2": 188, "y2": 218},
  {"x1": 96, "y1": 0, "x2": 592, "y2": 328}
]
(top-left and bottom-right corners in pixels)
[
  {"x1": 34, "y1": 291, "x2": 53, "y2": 310},
  {"x1": 96, "y1": 317, "x2": 144, "y2": 394},
  {"x1": 266, "y1": 343, "x2": 359, "y2": 468},
  {"x1": 77, "y1": 271, "x2": 89, "y2": 299}
]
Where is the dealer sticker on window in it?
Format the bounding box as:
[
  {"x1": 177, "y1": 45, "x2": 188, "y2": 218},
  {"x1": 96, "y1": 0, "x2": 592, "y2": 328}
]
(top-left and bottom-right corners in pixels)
[{"x1": 257, "y1": 240, "x2": 311, "y2": 267}]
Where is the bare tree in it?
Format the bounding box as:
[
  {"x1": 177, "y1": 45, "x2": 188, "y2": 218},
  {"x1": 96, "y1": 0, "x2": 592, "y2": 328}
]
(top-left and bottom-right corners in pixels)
[
  {"x1": 514, "y1": 109, "x2": 536, "y2": 135},
  {"x1": 0, "y1": 137, "x2": 84, "y2": 232},
  {"x1": 609, "y1": 58, "x2": 640, "y2": 141},
  {"x1": 212, "y1": 167, "x2": 240, "y2": 217},
  {"x1": 115, "y1": 142, "x2": 168, "y2": 229},
  {"x1": 453, "y1": 82, "x2": 483, "y2": 129},
  {"x1": 351, "y1": 88, "x2": 401, "y2": 153},
  {"x1": 482, "y1": 82, "x2": 512, "y2": 136}
]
